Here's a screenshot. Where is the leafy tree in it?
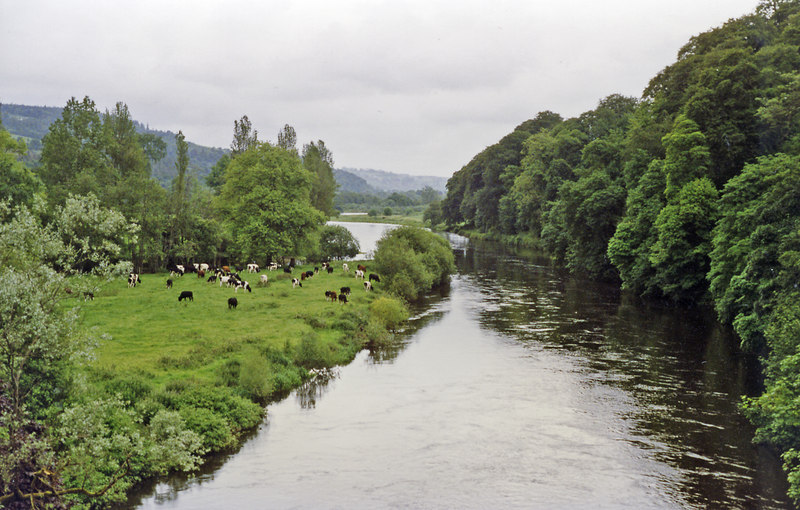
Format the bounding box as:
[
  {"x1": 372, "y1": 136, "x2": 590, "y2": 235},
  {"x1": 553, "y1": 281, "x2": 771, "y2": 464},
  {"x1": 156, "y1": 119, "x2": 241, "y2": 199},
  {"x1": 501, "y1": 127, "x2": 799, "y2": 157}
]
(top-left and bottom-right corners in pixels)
[
  {"x1": 318, "y1": 224, "x2": 360, "y2": 260},
  {"x1": 0, "y1": 122, "x2": 41, "y2": 207},
  {"x1": 423, "y1": 200, "x2": 444, "y2": 227},
  {"x1": 303, "y1": 140, "x2": 338, "y2": 216},
  {"x1": 167, "y1": 131, "x2": 192, "y2": 260},
  {"x1": 277, "y1": 124, "x2": 297, "y2": 153},
  {"x1": 216, "y1": 142, "x2": 324, "y2": 261},
  {"x1": 230, "y1": 115, "x2": 258, "y2": 156},
  {"x1": 206, "y1": 154, "x2": 230, "y2": 192},
  {"x1": 39, "y1": 96, "x2": 110, "y2": 206}
]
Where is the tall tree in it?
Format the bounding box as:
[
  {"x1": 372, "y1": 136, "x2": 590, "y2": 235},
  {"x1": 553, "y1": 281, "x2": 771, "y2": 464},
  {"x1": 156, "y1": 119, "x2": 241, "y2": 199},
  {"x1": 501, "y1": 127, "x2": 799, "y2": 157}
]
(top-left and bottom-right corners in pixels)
[
  {"x1": 216, "y1": 142, "x2": 325, "y2": 262},
  {"x1": 231, "y1": 115, "x2": 258, "y2": 156},
  {"x1": 39, "y1": 96, "x2": 110, "y2": 206},
  {"x1": 277, "y1": 124, "x2": 298, "y2": 153},
  {"x1": 168, "y1": 131, "x2": 192, "y2": 260},
  {"x1": 302, "y1": 140, "x2": 338, "y2": 216}
]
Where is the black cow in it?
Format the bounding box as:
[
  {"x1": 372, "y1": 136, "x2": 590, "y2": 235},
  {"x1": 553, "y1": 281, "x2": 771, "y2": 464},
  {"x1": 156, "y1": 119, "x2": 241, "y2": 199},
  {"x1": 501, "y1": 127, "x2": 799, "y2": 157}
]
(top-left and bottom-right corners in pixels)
[
  {"x1": 228, "y1": 297, "x2": 238, "y2": 309},
  {"x1": 166, "y1": 278, "x2": 173, "y2": 289},
  {"x1": 369, "y1": 273, "x2": 381, "y2": 282},
  {"x1": 178, "y1": 291, "x2": 193, "y2": 302},
  {"x1": 340, "y1": 286, "x2": 351, "y2": 296},
  {"x1": 207, "y1": 275, "x2": 217, "y2": 283},
  {"x1": 338, "y1": 294, "x2": 348, "y2": 305},
  {"x1": 304, "y1": 270, "x2": 314, "y2": 279},
  {"x1": 326, "y1": 266, "x2": 334, "y2": 274},
  {"x1": 283, "y1": 266, "x2": 293, "y2": 274}
]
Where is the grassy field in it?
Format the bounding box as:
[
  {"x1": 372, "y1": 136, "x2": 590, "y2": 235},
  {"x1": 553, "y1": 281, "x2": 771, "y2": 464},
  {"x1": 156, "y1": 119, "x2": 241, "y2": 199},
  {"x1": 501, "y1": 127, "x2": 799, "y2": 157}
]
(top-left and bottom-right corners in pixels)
[
  {"x1": 333, "y1": 212, "x2": 426, "y2": 227},
  {"x1": 76, "y1": 261, "x2": 382, "y2": 391}
]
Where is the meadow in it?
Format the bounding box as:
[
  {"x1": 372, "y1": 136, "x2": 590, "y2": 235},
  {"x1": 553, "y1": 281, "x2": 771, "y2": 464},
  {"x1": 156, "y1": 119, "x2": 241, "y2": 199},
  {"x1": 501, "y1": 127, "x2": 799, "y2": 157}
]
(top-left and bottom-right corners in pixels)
[{"x1": 76, "y1": 261, "x2": 386, "y2": 397}]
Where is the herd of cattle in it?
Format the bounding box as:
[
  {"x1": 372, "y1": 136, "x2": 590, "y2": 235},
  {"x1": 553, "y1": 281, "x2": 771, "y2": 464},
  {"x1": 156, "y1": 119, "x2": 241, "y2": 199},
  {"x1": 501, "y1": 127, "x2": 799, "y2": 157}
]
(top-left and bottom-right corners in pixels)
[{"x1": 125, "y1": 261, "x2": 381, "y2": 309}]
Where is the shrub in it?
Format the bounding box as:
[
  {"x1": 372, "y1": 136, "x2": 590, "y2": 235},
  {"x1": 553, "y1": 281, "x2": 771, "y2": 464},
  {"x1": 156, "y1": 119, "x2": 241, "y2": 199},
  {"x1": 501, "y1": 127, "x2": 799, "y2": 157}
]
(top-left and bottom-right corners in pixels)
[
  {"x1": 239, "y1": 352, "x2": 272, "y2": 401},
  {"x1": 370, "y1": 296, "x2": 409, "y2": 331},
  {"x1": 104, "y1": 375, "x2": 153, "y2": 404},
  {"x1": 179, "y1": 406, "x2": 235, "y2": 451},
  {"x1": 374, "y1": 226, "x2": 455, "y2": 301}
]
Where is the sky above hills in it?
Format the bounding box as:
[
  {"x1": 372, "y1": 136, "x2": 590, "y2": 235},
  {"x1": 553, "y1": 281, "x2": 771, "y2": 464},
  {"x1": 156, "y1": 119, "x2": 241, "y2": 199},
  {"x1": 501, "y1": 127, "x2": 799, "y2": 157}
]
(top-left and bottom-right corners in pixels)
[{"x1": 2, "y1": 0, "x2": 758, "y2": 178}]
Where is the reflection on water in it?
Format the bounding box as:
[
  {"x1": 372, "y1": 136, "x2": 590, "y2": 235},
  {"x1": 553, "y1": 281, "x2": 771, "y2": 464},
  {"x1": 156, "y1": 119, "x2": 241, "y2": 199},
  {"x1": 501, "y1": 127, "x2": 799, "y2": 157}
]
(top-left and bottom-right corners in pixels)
[{"x1": 131, "y1": 227, "x2": 791, "y2": 509}]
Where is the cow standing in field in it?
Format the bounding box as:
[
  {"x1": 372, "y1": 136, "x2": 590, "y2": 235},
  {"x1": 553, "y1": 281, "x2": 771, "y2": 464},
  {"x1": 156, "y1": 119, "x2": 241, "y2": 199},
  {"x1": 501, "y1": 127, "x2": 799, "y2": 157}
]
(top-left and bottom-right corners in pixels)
[
  {"x1": 166, "y1": 278, "x2": 173, "y2": 289},
  {"x1": 178, "y1": 291, "x2": 193, "y2": 302},
  {"x1": 292, "y1": 278, "x2": 302, "y2": 288},
  {"x1": 128, "y1": 273, "x2": 140, "y2": 287},
  {"x1": 228, "y1": 297, "x2": 238, "y2": 310}
]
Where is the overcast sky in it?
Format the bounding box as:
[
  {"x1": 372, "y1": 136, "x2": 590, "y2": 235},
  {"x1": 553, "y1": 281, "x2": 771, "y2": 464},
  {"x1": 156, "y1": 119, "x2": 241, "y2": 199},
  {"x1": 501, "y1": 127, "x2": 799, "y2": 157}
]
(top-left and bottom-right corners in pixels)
[{"x1": 2, "y1": 0, "x2": 759, "y2": 178}]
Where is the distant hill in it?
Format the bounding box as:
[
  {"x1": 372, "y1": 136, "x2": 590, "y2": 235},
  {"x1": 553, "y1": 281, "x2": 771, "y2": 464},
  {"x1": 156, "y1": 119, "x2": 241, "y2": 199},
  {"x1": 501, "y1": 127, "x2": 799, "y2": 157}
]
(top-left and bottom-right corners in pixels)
[
  {"x1": 333, "y1": 169, "x2": 379, "y2": 194},
  {"x1": 338, "y1": 167, "x2": 447, "y2": 193},
  {"x1": 0, "y1": 103, "x2": 228, "y2": 187}
]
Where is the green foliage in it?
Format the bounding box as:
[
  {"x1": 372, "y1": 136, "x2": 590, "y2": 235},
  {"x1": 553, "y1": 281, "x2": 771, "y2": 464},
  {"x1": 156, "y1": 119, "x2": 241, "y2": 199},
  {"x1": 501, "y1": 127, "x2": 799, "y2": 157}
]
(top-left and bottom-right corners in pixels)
[
  {"x1": 369, "y1": 296, "x2": 409, "y2": 332},
  {"x1": 374, "y1": 226, "x2": 455, "y2": 301},
  {"x1": 318, "y1": 224, "x2": 360, "y2": 260},
  {"x1": 303, "y1": 140, "x2": 338, "y2": 216},
  {"x1": 216, "y1": 142, "x2": 325, "y2": 261},
  {"x1": 238, "y1": 351, "x2": 272, "y2": 401},
  {"x1": 383, "y1": 207, "x2": 392, "y2": 216}
]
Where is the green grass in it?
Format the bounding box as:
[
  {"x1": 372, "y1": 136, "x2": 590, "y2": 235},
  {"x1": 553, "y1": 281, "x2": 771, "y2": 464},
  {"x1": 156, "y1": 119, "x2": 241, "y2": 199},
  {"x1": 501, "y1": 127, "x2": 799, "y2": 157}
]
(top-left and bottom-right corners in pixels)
[
  {"x1": 76, "y1": 262, "x2": 380, "y2": 389},
  {"x1": 333, "y1": 212, "x2": 425, "y2": 227}
]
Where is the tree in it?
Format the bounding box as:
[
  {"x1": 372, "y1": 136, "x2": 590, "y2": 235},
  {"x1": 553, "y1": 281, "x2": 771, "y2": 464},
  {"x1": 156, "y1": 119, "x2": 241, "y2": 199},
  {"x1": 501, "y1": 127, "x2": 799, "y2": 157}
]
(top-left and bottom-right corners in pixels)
[
  {"x1": 0, "y1": 122, "x2": 41, "y2": 207},
  {"x1": 277, "y1": 124, "x2": 297, "y2": 153},
  {"x1": 230, "y1": 115, "x2": 258, "y2": 156},
  {"x1": 318, "y1": 225, "x2": 360, "y2": 260},
  {"x1": 206, "y1": 154, "x2": 230, "y2": 192},
  {"x1": 302, "y1": 140, "x2": 338, "y2": 216},
  {"x1": 167, "y1": 131, "x2": 192, "y2": 260},
  {"x1": 216, "y1": 142, "x2": 325, "y2": 261},
  {"x1": 39, "y1": 96, "x2": 110, "y2": 206}
]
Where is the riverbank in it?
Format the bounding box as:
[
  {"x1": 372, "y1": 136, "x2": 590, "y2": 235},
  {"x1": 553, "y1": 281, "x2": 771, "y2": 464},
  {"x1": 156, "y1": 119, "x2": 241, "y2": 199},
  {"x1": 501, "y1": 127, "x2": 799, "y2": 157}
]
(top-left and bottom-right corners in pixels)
[
  {"x1": 332, "y1": 212, "x2": 425, "y2": 227},
  {"x1": 74, "y1": 261, "x2": 403, "y2": 506},
  {"x1": 450, "y1": 226, "x2": 545, "y2": 253}
]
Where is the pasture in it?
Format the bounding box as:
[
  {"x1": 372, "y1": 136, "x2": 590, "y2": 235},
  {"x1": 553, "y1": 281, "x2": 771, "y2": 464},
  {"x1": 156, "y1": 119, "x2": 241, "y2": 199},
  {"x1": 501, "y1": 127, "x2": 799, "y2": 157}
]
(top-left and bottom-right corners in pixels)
[{"x1": 76, "y1": 262, "x2": 380, "y2": 391}]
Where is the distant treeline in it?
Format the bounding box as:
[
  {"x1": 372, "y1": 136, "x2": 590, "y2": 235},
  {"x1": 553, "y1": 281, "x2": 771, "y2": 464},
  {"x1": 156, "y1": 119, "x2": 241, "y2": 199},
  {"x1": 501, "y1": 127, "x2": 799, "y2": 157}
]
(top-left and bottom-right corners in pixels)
[{"x1": 437, "y1": 0, "x2": 800, "y2": 501}]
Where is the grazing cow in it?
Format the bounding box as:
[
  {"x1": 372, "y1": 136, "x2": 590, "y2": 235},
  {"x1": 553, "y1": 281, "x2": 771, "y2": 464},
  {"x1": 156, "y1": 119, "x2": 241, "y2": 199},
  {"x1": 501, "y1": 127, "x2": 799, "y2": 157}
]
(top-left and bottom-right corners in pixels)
[
  {"x1": 268, "y1": 262, "x2": 279, "y2": 271},
  {"x1": 235, "y1": 265, "x2": 245, "y2": 272},
  {"x1": 228, "y1": 297, "x2": 238, "y2": 310},
  {"x1": 326, "y1": 266, "x2": 334, "y2": 274},
  {"x1": 325, "y1": 290, "x2": 336, "y2": 301},
  {"x1": 321, "y1": 262, "x2": 330, "y2": 270},
  {"x1": 128, "y1": 273, "x2": 140, "y2": 287},
  {"x1": 301, "y1": 272, "x2": 308, "y2": 281},
  {"x1": 354, "y1": 270, "x2": 364, "y2": 279},
  {"x1": 198, "y1": 269, "x2": 205, "y2": 278},
  {"x1": 304, "y1": 270, "x2": 314, "y2": 279},
  {"x1": 247, "y1": 263, "x2": 259, "y2": 273},
  {"x1": 259, "y1": 274, "x2": 269, "y2": 285},
  {"x1": 342, "y1": 263, "x2": 349, "y2": 273},
  {"x1": 314, "y1": 266, "x2": 319, "y2": 274},
  {"x1": 340, "y1": 286, "x2": 351, "y2": 296},
  {"x1": 235, "y1": 280, "x2": 252, "y2": 293},
  {"x1": 166, "y1": 278, "x2": 173, "y2": 289},
  {"x1": 193, "y1": 263, "x2": 200, "y2": 271},
  {"x1": 283, "y1": 266, "x2": 292, "y2": 274},
  {"x1": 222, "y1": 265, "x2": 231, "y2": 274},
  {"x1": 369, "y1": 273, "x2": 381, "y2": 283},
  {"x1": 292, "y1": 278, "x2": 302, "y2": 288},
  {"x1": 357, "y1": 264, "x2": 367, "y2": 273},
  {"x1": 207, "y1": 275, "x2": 217, "y2": 283},
  {"x1": 338, "y1": 294, "x2": 348, "y2": 305},
  {"x1": 200, "y1": 263, "x2": 210, "y2": 272},
  {"x1": 83, "y1": 291, "x2": 94, "y2": 301},
  {"x1": 178, "y1": 291, "x2": 193, "y2": 302},
  {"x1": 364, "y1": 281, "x2": 372, "y2": 291}
]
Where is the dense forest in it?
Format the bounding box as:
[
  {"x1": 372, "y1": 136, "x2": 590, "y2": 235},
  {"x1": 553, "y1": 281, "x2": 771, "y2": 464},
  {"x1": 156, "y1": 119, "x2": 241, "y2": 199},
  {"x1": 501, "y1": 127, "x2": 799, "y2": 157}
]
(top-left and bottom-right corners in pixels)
[{"x1": 437, "y1": 0, "x2": 800, "y2": 500}]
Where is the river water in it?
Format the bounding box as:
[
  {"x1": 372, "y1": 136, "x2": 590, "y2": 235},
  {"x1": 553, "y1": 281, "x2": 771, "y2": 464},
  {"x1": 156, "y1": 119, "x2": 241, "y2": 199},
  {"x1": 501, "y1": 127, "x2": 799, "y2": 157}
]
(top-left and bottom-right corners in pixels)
[{"x1": 132, "y1": 223, "x2": 792, "y2": 509}]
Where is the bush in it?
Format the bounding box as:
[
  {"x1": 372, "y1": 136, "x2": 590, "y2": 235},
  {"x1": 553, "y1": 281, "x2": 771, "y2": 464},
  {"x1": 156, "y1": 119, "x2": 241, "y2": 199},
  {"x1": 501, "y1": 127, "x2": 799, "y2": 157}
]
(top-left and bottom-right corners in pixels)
[
  {"x1": 179, "y1": 406, "x2": 235, "y2": 451},
  {"x1": 239, "y1": 352, "x2": 272, "y2": 401},
  {"x1": 368, "y1": 209, "x2": 379, "y2": 217},
  {"x1": 383, "y1": 207, "x2": 392, "y2": 216},
  {"x1": 370, "y1": 296, "x2": 409, "y2": 332},
  {"x1": 373, "y1": 226, "x2": 455, "y2": 301}
]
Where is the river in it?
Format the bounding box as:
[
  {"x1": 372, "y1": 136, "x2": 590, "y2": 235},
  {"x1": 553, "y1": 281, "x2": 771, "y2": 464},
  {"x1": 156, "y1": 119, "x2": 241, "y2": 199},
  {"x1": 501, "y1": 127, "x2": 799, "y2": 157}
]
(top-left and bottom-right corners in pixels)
[{"x1": 132, "y1": 223, "x2": 792, "y2": 509}]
